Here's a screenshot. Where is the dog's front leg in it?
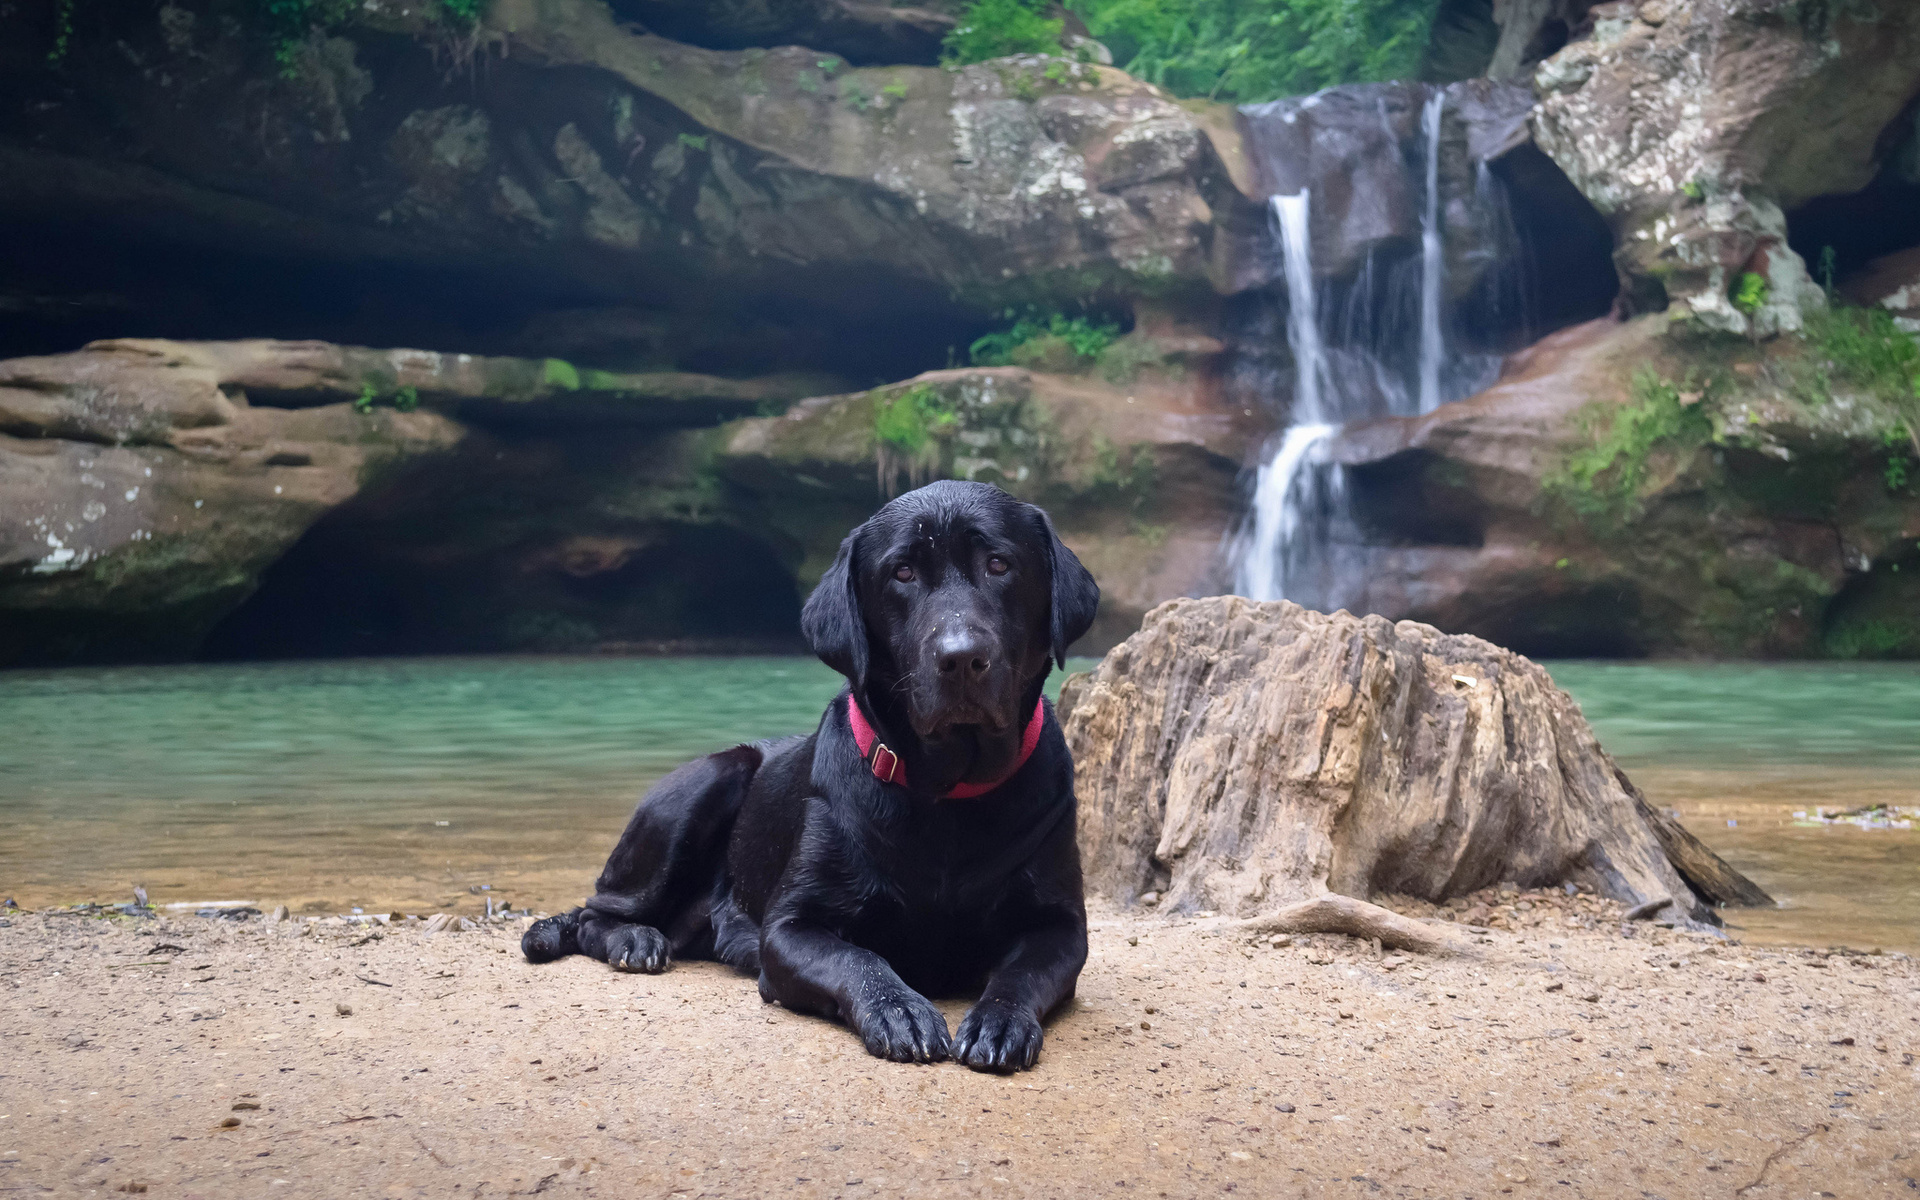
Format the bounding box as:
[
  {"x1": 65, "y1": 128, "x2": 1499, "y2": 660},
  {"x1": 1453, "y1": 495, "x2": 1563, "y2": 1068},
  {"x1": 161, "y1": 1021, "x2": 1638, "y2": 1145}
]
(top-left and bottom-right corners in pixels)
[
  {"x1": 759, "y1": 917, "x2": 952, "y2": 1064},
  {"x1": 953, "y1": 914, "x2": 1087, "y2": 1073}
]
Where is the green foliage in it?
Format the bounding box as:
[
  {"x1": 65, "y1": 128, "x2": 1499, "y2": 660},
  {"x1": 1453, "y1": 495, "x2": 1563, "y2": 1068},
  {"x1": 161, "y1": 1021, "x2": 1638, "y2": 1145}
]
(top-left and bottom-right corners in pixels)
[
  {"x1": 1731, "y1": 271, "x2": 1769, "y2": 316},
  {"x1": 354, "y1": 383, "x2": 422, "y2": 413},
  {"x1": 882, "y1": 79, "x2": 910, "y2": 100},
  {"x1": 943, "y1": 0, "x2": 1065, "y2": 65},
  {"x1": 1804, "y1": 305, "x2": 1920, "y2": 409},
  {"x1": 1544, "y1": 369, "x2": 1716, "y2": 526},
  {"x1": 1817, "y1": 245, "x2": 1838, "y2": 302},
  {"x1": 47, "y1": 0, "x2": 76, "y2": 64},
  {"x1": 817, "y1": 57, "x2": 843, "y2": 76},
  {"x1": 542, "y1": 358, "x2": 581, "y2": 391},
  {"x1": 873, "y1": 384, "x2": 959, "y2": 454},
  {"x1": 1680, "y1": 179, "x2": 1705, "y2": 202},
  {"x1": 970, "y1": 311, "x2": 1120, "y2": 369},
  {"x1": 676, "y1": 132, "x2": 709, "y2": 151},
  {"x1": 1043, "y1": 59, "x2": 1073, "y2": 83},
  {"x1": 1065, "y1": 0, "x2": 1440, "y2": 102},
  {"x1": 1884, "y1": 426, "x2": 1913, "y2": 492}
]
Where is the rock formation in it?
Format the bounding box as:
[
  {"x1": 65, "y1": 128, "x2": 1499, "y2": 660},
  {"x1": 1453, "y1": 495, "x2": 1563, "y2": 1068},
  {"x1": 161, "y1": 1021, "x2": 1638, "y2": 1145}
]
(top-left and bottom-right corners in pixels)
[
  {"x1": 1062, "y1": 596, "x2": 1768, "y2": 939},
  {"x1": 0, "y1": 337, "x2": 835, "y2": 664},
  {"x1": 1314, "y1": 314, "x2": 1920, "y2": 657},
  {"x1": 0, "y1": 0, "x2": 1257, "y2": 371},
  {"x1": 1531, "y1": 0, "x2": 1920, "y2": 335},
  {"x1": 0, "y1": 340, "x2": 463, "y2": 665}
]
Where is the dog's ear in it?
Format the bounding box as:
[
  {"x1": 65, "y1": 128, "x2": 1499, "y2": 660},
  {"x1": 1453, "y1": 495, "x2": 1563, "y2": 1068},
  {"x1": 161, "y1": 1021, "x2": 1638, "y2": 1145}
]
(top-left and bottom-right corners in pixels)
[
  {"x1": 1031, "y1": 506, "x2": 1100, "y2": 667},
  {"x1": 800, "y1": 529, "x2": 869, "y2": 686}
]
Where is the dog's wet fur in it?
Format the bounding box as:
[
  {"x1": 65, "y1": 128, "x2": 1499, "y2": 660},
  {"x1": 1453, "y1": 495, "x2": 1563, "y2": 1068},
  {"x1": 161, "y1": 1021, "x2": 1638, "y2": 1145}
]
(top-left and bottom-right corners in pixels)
[{"x1": 523, "y1": 481, "x2": 1100, "y2": 1072}]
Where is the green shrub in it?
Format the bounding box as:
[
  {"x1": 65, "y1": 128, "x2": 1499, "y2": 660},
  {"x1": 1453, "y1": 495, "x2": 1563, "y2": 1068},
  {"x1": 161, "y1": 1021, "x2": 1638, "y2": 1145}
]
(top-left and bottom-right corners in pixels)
[
  {"x1": 1731, "y1": 272, "x2": 1769, "y2": 316},
  {"x1": 1065, "y1": 0, "x2": 1439, "y2": 102},
  {"x1": 1543, "y1": 369, "x2": 1716, "y2": 526},
  {"x1": 971, "y1": 311, "x2": 1120, "y2": 370},
  {"x1": 1802, "y1": 304, "x2": 1920, "y2": 460},
  {"x1": 542, "y1": 358, "x2": 581, "y2": 391},
  {"x1": 874, "y1": 384, "x2": 958, "y2": 454},
  {"x1": 943, "y1": 0, "x2": 1064, "y2": 65}
]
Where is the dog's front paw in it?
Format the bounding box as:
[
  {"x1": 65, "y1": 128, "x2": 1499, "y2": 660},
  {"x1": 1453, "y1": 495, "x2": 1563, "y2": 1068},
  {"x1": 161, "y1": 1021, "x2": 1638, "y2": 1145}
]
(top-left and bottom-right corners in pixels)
[
  {"x1": 603, "y1": 924, "x2": 671, "y2": 973},
  {"x1": 522, "y1": 911, "x2": 578, "y2": 962},
  {"x1": 953, "y1": 999, "x2": 1043, "y2": 1073},
  {"x1": 853, "y1": 987, "x2": 951, "y2": 1064}
]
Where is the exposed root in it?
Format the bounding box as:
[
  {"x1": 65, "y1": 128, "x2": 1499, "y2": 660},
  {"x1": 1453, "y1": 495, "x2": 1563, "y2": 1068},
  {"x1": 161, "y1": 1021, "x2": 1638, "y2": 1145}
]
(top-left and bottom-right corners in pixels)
[
  {"x1": 1222, "y1": 894, "x2": 1472, "y2": 956},
  {"x1": 1623, "y1": 895, "x2": 1673, "y2": 921}
]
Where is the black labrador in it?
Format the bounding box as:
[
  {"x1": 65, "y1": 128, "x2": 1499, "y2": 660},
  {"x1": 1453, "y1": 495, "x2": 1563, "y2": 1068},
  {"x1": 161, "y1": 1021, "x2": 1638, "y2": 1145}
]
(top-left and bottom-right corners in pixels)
[{"x1": 522, "y1": 480, "x2": 1100, "y2": 1072}]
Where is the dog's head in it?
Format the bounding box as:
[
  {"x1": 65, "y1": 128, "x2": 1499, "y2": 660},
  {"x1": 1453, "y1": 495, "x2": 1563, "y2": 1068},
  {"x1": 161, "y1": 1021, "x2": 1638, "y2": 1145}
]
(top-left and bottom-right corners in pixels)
[{"x1": 801, "y1": 481, "x2": 1099, "y2": 739}]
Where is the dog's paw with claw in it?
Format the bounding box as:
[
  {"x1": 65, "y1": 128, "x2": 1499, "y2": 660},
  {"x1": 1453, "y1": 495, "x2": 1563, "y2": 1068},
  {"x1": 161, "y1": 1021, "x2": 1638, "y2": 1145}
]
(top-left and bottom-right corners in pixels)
[
  {"x1": 603, "y1": 923, "x2": 671, "y2": 973},
  {"x1": 953, "y1": 998, "x2": 1042, "y2": 1072},
  {"x1": 853, "y1": 986, "x2": 951, "y2": 1063}
]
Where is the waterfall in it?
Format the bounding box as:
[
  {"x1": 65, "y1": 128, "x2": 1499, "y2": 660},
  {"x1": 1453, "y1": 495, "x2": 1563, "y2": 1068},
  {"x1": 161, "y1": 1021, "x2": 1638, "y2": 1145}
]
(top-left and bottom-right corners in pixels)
[
  {"x1": 1234, "y1": 86, "x2": 1508, "y2": 609},
  {"x1": 1237, "y1": 192, "x2": 1336, "y2": 603},
  {"x1": 1275, "y1": 193, "x2": 1326, "y2": 424},
  {"x1": 1417, "y1": 92, "x2": 1445, "y2": 413}
]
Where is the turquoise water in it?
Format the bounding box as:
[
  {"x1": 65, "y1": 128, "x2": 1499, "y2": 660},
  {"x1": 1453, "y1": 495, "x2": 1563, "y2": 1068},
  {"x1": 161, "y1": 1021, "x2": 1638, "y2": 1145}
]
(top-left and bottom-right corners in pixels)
[
  {"x1": 1545, "y1": 660, "x2": 1920, "y2": 770},
  {"x1": 2, "y1": 656, "x2": 1915, "y2": 948}
]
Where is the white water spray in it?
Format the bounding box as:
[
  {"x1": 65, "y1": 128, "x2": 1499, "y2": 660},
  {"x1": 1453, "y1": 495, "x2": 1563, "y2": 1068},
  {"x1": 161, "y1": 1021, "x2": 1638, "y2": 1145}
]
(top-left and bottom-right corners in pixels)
[{"x1": 1417, "y1": 91, "x2": 1445, "y2": 413}]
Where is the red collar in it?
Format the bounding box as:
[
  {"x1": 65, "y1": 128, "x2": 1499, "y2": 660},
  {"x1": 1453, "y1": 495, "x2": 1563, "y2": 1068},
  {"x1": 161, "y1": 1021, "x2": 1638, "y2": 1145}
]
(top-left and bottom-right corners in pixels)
[{"x1": 846, "y1": 696, "x2": 1045, "y2": 799}]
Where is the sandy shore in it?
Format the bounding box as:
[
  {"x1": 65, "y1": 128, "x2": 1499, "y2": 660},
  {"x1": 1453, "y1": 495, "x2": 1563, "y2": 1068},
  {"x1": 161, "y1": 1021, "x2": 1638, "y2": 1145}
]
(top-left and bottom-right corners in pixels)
[{"x1": 3, "y1": 894, "x2": 1914, "y2": 1198}]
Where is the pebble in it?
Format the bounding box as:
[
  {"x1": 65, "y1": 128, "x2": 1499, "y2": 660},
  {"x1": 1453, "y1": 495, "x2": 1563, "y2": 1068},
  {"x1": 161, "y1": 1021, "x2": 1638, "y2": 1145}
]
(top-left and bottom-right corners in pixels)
[
  {"x1": 336, "y1": 1003, "x2": 352, "y2": 1017},
  {"x1": 1275, "y1": 1103, "x2": 1295, "y2": 1113}
]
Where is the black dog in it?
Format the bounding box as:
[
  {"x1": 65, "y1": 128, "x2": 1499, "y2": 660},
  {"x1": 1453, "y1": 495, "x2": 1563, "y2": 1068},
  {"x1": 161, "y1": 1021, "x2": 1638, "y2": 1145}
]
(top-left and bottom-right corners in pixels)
[{"x1": 523, "y1": 480, "x2": 1100, "y2": 1072}]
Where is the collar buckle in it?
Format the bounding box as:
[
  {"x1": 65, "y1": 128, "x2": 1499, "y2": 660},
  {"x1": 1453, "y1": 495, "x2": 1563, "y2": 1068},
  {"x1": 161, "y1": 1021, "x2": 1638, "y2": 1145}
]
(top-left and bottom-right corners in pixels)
[{"x1": 869, "y1": 743, "x2": 903, "y2": 786}]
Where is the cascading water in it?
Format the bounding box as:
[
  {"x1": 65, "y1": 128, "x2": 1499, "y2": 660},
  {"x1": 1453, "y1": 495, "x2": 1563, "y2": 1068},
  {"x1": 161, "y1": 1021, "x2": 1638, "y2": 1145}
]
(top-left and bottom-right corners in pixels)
[
  {"x1": 1238, "y1": 191, "x2": 1337, "y2": 604},
  {"x1": 1417, "y1": 92, "x2": 1446, "y2": 414},
  {"x1": 1234, "y1": 87, "x2": 1511, "y2": 610}
]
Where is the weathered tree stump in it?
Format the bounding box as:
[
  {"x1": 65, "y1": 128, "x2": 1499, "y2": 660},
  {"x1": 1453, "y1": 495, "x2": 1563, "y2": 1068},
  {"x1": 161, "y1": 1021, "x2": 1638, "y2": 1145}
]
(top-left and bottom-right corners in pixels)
[{"x1": 1062, "y1": 597, "x2": 1767, "y2": 941}]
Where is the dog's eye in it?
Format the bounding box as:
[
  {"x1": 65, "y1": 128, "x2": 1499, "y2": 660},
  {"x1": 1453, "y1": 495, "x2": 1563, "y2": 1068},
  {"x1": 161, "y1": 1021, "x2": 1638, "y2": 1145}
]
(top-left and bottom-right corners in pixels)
[
  {"x1": 985, "y1": 556, "x2": 1009, "y2": 576},
  {"x1": 893, "y1": 565, "x2": 915, "y2": 583}
]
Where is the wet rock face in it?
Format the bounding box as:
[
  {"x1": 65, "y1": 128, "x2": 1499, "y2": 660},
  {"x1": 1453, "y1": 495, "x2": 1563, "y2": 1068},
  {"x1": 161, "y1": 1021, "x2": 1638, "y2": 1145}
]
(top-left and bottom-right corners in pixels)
[
  {"x1": 1063, "y1": 595, "x2": 1752, "y2": 923},
  {"x1": 1531, "y1": 0, "x2": 1920, "y2": 336},
  {"x1": 1235, "y1": 80, "x2": 1536, "y2": 292}
]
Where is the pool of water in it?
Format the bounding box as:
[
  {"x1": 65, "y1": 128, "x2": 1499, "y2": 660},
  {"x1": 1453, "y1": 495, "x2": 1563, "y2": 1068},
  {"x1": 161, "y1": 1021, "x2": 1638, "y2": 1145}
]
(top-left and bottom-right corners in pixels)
[{"x1": 2, "y1": 656, "x2": 1915, "y2": 950}]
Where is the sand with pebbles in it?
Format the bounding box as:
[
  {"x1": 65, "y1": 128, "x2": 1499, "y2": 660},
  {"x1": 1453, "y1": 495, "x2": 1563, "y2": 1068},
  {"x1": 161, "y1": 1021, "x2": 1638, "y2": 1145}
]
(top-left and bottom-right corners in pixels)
[{"x1": 3, "y1": 890, "x2": 1915, "y2": 1198}]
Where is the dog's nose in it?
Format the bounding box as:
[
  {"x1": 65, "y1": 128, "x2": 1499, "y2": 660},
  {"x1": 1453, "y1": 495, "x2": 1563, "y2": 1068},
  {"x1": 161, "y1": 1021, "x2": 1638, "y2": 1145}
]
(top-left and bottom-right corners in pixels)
[{"x1": 935, "y1": 629, "x2": 991, "y2": 679}]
